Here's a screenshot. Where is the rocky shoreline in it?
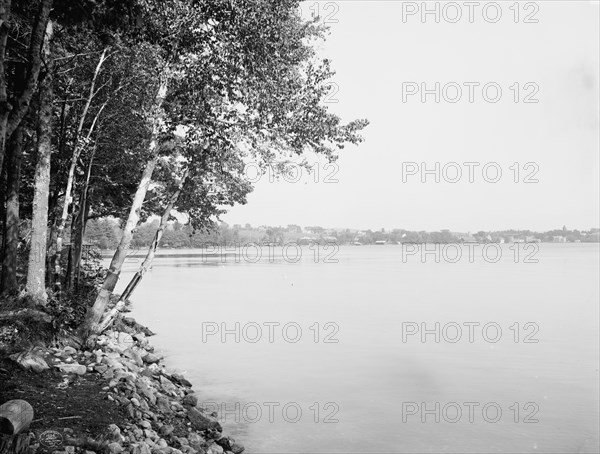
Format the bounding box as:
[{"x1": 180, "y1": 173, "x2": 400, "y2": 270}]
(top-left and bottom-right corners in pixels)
[{"x1": 4, "y1": 315, "x2": 244, "y2": 454}]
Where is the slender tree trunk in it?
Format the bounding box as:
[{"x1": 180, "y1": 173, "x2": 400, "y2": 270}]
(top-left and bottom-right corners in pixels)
[
  {"x1": 87, "y1": 75, "x2": 169, "y2": 333},
  {"x1": 0, "y1": 0, "x2": 12, "y2": 175},
  {"x1": 53, "y1": 49, "x2": 107, "y2": 294},
  {"x1": 26, "y1": 20, "x2": 53, "y2": 301},
  {"x1": 98, "y1": 168, "x2": 190, "y2": 331},
  {"x1": 0, "y1": 126, "x2": 23, "y2": 293},
  {"x1": 67, "y1": 146, "x2": 95, "y2": 291}
]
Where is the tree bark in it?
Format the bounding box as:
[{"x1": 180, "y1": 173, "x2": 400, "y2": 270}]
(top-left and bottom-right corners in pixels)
[
  {"x1": 66, "y1": 146, "x2": 94, "y2": 291},
  {"x1": 87, "y1": 74, "x2": 169, "y2": 332},
  {"x1": 5, "y1": 0, "x2": 52, "y2": 138},
  {"x1": 0, "y1": 126, "x2": 23, "y2": 293},
  {"x1": 97, "y1": 167, "x2": 189, "y2": 333},
  {"x1": 53, "y1": 49, "x2": 108, "y2": 294},
  {"x1": 25, "y1": 20, "x2": 53, "y2": 301},
  {"x1": 0, "y1": 0, "x2": 12, "y2": 175}
]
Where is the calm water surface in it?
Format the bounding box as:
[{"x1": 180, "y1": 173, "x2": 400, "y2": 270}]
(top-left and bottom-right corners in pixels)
[{"x1": 107, "y1": 244, "x2": 600, "y2": 453}]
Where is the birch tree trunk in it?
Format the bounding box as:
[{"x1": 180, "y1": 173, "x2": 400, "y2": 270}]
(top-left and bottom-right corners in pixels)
[
  {"x1": 25, "y1": 20, "x2": 54, "y2": 300},
  {"x1": 96, "y1": 168, "x2": 190, "y2": 333},
  {"x1": 53, "y1": 48, "x2": 107, "y2": 293},
  {"x1": 87, "y1": 74, "x2": 169, "y2": 332},
  {"x1": 66, "y1": 146, "x2": 95, "y2": 291}
]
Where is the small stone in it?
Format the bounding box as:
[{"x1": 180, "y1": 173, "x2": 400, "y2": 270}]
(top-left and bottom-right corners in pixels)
[
  {"x1": 144, "y1": 429, "x2": 158, "y2": 440},
  {"x1": 138, "y1": 420, "x2": 152, "y2": 429},
  {"x1": 63, "y1": 346, "x2": 77, "y2": 355},
  {"x1": 230, "y1": 442, "x2": 244, "y2": 454},
  {"x1": 158, "y1": 425, "x2": 174, "y2": 437},
  {"x1": 64, "y1": 446, "x2": 75, "y2": 454},
  {"x1": 156, "y1": 396, "x2": 172, "y2": 414},
  {"x1": 143, "y1": 353, "x2": 161, "y2": 365},
  {"x1": 206, "y1": 444, "x2": 223, "y2": 454},
  {"x1": 186, "y1": 433, "x2": 205, "y2": 450},
  {"x1": 95, "y1": 364, "x2": 109, "y2": 374},
  {"x1": 107, "y1": 424, "x2": 122, "y2": 442},
  {"x1": 131, "y1": 397, "x2": 141, "y2": 407},
  {"x1": 181, "y1": 394, "x2": 198, "y2": 408},
  {"x1": 108, "y1": 442, "x2": 124, "y2": 454},
  {"x1": 57, "y1": 363, "x2": 87, "y2": 375},
  {"x1": 175, "y1": 437, "x2": 189, "y2": 447}
]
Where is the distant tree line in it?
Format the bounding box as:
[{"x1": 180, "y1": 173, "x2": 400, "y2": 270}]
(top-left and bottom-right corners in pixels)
[{"x1": 84, "y1": 220, "x2": 600, "y2": 249}]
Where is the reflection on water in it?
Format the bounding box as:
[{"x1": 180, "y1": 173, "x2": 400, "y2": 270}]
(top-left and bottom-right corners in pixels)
[{"x1": 107, "y1": 244, "x2": 600, "y2": 453}]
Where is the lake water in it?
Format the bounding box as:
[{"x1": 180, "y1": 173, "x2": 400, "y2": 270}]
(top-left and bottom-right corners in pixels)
[{"x1": 108, "y1": 243, "x2": 600, "y2": 453}]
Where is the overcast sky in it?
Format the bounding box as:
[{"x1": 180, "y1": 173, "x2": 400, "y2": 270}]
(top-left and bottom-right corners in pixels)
[{"x1": 223, "y1": 1, "x2": 599, "y2": 232}]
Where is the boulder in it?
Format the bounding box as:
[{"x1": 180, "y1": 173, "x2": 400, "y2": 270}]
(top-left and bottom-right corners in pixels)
[
  {"x1": 170, "y1": 374, "x2": 192, "y2": 387},
  {"x1": 187, "y1": 408, "x2": 222, "y2": 432},
  {"x1": 9, "y1": 350, "x2": 50, "y2": 373}
]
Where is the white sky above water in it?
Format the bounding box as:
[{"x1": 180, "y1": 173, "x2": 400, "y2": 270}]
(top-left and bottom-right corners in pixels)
[{"x1": 223, "y1": 1, "x2": 600, "y2": 232}]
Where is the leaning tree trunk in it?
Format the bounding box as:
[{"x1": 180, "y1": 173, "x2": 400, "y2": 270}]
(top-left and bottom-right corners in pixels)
[
  {"x1": 0, "y1": 126, "x2": 23, "y2": 293},
  {"x1": 97, "y1": 167, "x2": 189, "y2": 333},
  {"x1": 87, "y1": 74, "x2": 169, "y2": 333},
  {"x1": 25, "y1": 20, "x2": 53, "y2": 301}
]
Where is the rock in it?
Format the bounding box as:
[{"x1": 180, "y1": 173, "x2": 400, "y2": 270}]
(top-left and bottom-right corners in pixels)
[
  {"x1": 214, "y1": 438, "x2": 232, "y2": 451},
  {"x1": 175, "y1": 437, "x2": 189, "y2": 447},
  {"x1": 156, "y1": 396, "x2": 172, "y2": 414},
  {"x1": 107, "y1": 424, "x2": 122, "y2": 442},
  {"x1": 181, "y1": 394, "x2": 198, "y2": 408},
  {"x1": 156, "y1": 439, "x2": 168, "y2": 449},
  {"x1": 143, "y1": 353, "x2": 161, "y2": 365},
  {"x1": 136, "y1": 379, "x2": 157, "y2": 403},
  {"x1": 62, "y1": 346, "x2": 77, "y2": 355},
  {"x1": 108, "y1": 442, "x2": 124, "y2": 454},
  {"x1": 124, "y1": 348, "x2": 144, "y2": 367},
  {"x1": 158, "y1": 425, "x2": 174, "y2": 437},
  {"x1": 64, "y1": 446, "x2": 75, "y2": 454},
  {"x1": 9, "y1": 350, "x2": 50, "y2": 373},
  {"x1": 159, "y1": 376, "x2": 177, "y2": 395},
  {"x1": 131, "y1": 397, "x2": 141, "y2": 407},
  {"x1": 144, "y1": 429, "x2": 158, "y2": 440},
  {"x1": 230, "y1": 442, "x2": 244, "y2": 454},
  {"x1": 138, "y1": 420, "x2": 152, "y2": 430},
  {"x1": 131, "y1": 442, "x2": 152, "y2": 454},
  {"x1": 186, "y1": 433, "x2": 205, "y2": 451},
  {"x1": 171, "y1": 374, "x2": 192, "y2": 387},
  {"x1": 206, "y1": 444, "x2": 223, "y2": 454},
  {"x1": 187, "y1": 408, "x2": 222, "y2": 432},
  {"x1": 57, "y1": 363, "x2": 87, "y2": 375},
  {"x1": 95, "y1": 364, "x2": 109, "y2": 374}
]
